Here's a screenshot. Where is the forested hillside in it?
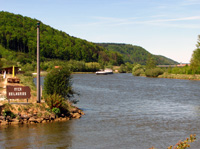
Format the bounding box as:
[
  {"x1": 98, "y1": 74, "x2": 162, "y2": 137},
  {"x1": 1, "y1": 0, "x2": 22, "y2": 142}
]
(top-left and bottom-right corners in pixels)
[
  {"x1": 96, "y1": 43, "x2": 178, "y2": 65},
  {"x1": 0, "y1": 11, "x2": 177, "y2": 67},
  {"x1": 0, "y1": 11, "x2": 123, "y2": 65}
]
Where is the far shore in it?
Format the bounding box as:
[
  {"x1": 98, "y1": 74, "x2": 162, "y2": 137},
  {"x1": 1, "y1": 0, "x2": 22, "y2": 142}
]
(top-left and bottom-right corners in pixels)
[{"x1": 158, "y1": 73, "x2": 200, "y2": 81}]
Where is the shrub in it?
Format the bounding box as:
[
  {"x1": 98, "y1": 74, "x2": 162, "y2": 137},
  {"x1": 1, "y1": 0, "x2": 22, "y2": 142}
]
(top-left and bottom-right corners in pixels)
[
  {"x1": 45, "y1": 93, "x2": 70, "y2": 115},
  {"x1": 2, "y1": 110, "x2": 16, "y2": 118},
  {"x1": 132, "y1": 64, "x2": 144, "y2": 76},
  {"x1": 44, "y1": 65, "x2": 74, "y2": 99},
  {"x1": 119, "y1": 64, "x2": 126, "y2": 73},
  {"x1": 86, "y1": 62, "x2": 100, "y2": 72},
  {"x1": 23, "y1": 72, "x2": 32, "y2": 76},
  {"x1": 145, "y1": 68, "x2": 164, "y2": 77},
  {"x1": 52, "y1": 107, "x2": 61, "y2": 115},
  {"x1": 45, "y1": 93, "x2": 65, "y2": 109},
  {"x1": 133, "y1": 69, "x2": 144, "y2": 76},
  {"x1": 150, "y1": 134, "x2": 196, "y2": 149}
]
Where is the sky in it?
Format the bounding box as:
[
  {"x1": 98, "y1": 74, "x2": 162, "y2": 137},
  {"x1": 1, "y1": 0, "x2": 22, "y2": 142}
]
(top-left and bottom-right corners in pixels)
[{"x1": 1, "y1": 0, "x2": 200, "y2": 63}]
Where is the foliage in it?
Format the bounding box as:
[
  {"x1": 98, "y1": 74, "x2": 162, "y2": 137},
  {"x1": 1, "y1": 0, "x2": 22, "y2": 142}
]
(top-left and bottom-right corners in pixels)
[
  {"x1": 2, "y1": 103, "x2": 16, "y2": 118},
  {"x1": 0, "y1": 11, "x2": 123, "y2": 66},
  {"x1": 96, "y1": 43, "x2": 178, "y2": 65},
  {"x1": 52, "y1": 107, "x2": 61, "y2": 115},
  {"x1": 145, "y1": 68, "x2": 164, "y2": 77},
  {"x1": 190, "y1": 35, "x2": 200, "y2": 73},
  {"x1": 2, "y1": 110, "x2": 16, "y2": 118},
  {"x1": 17, "y1": 74, "x2": 36, "y2": 91},
  {"x1": 0, "y1": 58, "x2": 3, "y2": 69},
  {"x1": 86, "y1": 62, "x2": 101, "y2": 72},
  {"x1": 132, "y1": 64, "x2": 144, "y2": 76},
  {"x1": 45, "y1": 93, "x2": 65, "y2": 109},
  {"x1": 146, "y1": 55, "x2": 156, "y2": 69},
  {"x1": 168, "y1": 65, "x2": 194, "y2": 75},
  {"x1": 119, "y1": 64, "x2": 127, "y2": 73},
  {"x1": 125, "y1": 62, "x2": 134, "y2": 73},
  {"x1": 44, "y1": 93, "x2": 71, "y2": 115},
  {"x1": 149, "y1": 134, "x2": 196, "y2": 149},
  {"x1": 44, "y1": 66, "x2": 73, "y2": 99}
]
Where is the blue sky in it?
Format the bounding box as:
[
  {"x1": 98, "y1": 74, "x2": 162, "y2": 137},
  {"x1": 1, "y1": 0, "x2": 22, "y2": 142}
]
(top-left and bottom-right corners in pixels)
[{"x1": 1, "y1": 0, "x2": 200, "y2": 63}]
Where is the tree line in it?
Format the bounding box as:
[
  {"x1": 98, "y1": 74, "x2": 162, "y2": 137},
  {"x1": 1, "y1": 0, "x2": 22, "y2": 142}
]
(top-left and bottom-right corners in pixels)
[
  {"x1": 0, "y1": 11, "x2": 123, "y2": 66},
  {"x1": 96, "y1": 43, "x2": 178, "y2": 65}
]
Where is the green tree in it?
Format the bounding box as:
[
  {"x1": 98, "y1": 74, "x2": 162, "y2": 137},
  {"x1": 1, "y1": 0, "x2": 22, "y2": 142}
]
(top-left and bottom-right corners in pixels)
[
  {"x1": 132, "y1": 64, "x2": 144, "y2": 76},
  {"x1": 146, "y1": 55, "x2": 156, "y2": 69},
  {"x1": 44, "y1": 66, "x2": 73, "y2": 99},
  {"x1": 119, "y1": 64, "x2": 126, "y2": 73},
  {"x1": 145, "y1": 68, "x2": 163, "y2": 77},
  {"x1": 190, "y1": 35, "x2": 200, "y2": 73},
  {"x1": 0, "y1": 58, "x2": 3, "y2": 69}
]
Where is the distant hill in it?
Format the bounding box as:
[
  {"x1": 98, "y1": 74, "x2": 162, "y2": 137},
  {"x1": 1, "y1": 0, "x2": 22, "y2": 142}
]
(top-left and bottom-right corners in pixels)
[
  {"x1": 0, "y1": 11, "x2": 123, "y2": 65},
  {"x1": 0, "y1": 11, "x2": 177, "y2": 66},
  {"x1": 96, "y1": 43, "x2": 178, "y2": 65}
]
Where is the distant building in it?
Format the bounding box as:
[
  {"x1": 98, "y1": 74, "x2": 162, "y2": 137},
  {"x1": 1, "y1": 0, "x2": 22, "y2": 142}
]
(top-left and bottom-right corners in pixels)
[{"x1": 176, "y1": 63, "x2": 190, "y2": 67}]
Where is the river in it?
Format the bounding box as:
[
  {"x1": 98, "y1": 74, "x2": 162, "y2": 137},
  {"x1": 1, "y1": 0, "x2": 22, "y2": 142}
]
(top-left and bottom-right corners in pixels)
[{"x1": 0, "y1": 73, "x2": 200, "y2": 148}]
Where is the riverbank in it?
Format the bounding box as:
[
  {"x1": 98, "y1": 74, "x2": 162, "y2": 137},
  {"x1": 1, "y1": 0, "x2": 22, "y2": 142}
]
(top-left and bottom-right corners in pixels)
[
  {"x1": 158, "y1": 73, "x2": 200, "y2": 80},
  {"x1": 0, "y1": 75, "x2": 84, "y2": 126}
]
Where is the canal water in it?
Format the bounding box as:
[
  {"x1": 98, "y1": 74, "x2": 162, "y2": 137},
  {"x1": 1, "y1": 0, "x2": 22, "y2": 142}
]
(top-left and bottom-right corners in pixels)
[{"x1": 1, "y1": 73, "x2": 200, "y2": 148}]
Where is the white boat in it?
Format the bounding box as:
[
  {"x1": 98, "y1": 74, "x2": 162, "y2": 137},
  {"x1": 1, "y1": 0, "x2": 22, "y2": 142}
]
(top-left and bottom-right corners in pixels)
[{"x1": 96, "y1": 69, "x2": 113, "y2": 75}]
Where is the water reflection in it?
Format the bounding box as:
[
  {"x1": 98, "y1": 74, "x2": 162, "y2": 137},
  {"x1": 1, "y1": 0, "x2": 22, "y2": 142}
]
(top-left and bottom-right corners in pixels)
[{"x1": 0, "y1": 121, "x2": 74, "y2": 148}]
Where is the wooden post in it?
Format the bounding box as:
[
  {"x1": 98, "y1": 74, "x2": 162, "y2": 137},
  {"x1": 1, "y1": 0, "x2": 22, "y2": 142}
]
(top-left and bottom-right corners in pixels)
[{"x1": 37, "y1": 22, "x2": 41, "y2": 103}]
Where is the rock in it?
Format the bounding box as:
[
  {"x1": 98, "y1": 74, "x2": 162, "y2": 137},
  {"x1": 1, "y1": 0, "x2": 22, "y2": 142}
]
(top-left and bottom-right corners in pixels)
[
  {"x1": 36, "y1": 118, "x2": 43, "y2": 123},
  {"x1": 21, "y1": 114, "x2": 30, "y2": 120},
  {"x1": 71, "y1": 108, "x2": 78, "y2": 113},
  {"x1": 10, "y1": 119, "x2": 19, "y2": 125},
  {"x1": 72, "y1": 113, "x2": 81, "y2": 119},
  {"x1": 0, "y1": 116, "x2": 4, "y2": 120},
  {"x1": 6, "y1": 116, "x2": 11, "y2": 122},
  {"x1": 1, "y1": 121, "x2": 7, "y2": 126},
  {"x1": 18, "y1": 119, "x2": 24, "y2": 124},
  {"x1": 50, "y1": 114, "x2": 56, "y2": 120},
  {"x1": 80, "y1": 112, "x2": 85, "y2": 115},
  {"x1": 29, "y1": 117, "x2": 38, "y2": 123},
  {"x1": 65, "y1": 117, "x2": 70, "y2": 121}
]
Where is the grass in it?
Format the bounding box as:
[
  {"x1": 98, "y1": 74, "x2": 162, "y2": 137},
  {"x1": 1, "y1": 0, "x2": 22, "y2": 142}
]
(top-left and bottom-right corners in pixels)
[
  {"x1": 158, "y1": 73, "x2": 200, "y2": 80},
  {"x1": 17, "y1": 74, "x2": 36, "y2": 91}
]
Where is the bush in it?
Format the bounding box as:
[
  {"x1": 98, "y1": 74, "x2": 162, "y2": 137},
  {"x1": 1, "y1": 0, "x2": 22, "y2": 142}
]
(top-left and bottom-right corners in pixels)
[
  {"x1": 45, "y1": 93, "x2": 70, "y2": 115},
  {"x1": 86, "y1": 62, "x2": 100, "y2": 72},
  {"x1": 119, "y1": 64, "x2": 126, "y2": 73},
  {"x1": 145, "y1": 68, "x2": 164, "y2": 77},
  {"x1": 52, "y1": 107, "x2": 61, "y2": 115},
  {"x1": 133, "y1": 69, "x2": 144, "y2": 76},
  {"x1": 132, "y1": 64, "x2": 144, "y2": 76},
  {"x1": 44, "y1": 66, "x2": 74, "y2": 99},
  {"x1": 2, "y1": 103, "x2": 16, "y2": 118},
  {"x1": 2, "y1": 110, "x2": 16, "y2": 118},
  {"x1": 23, "y1": 72, "x2": 32, "y2": 76}
]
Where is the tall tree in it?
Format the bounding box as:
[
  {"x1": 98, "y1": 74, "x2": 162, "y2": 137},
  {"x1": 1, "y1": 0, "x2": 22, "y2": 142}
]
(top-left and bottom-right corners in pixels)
[
  {"x1": 190, "y1": 35, "x2": 200, "y2": 73},
  {"x1": 146, "y1": 55, "x2": 156, "y2": 69}
]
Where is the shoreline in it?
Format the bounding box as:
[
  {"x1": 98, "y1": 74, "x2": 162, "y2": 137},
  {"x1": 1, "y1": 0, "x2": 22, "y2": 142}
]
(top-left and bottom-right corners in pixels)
[
  {"x1": 158, "y1": 73, "x2": 200, "y2": 81},
  {"x1": 0, "y1": 74, "x2": 84, "y2": 127}
]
